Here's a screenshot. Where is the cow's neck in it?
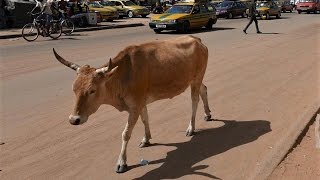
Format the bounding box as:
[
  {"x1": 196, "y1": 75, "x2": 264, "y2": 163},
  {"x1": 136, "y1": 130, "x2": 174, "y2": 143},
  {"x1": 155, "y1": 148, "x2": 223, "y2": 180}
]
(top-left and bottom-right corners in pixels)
[{"x1": 102, "y1": 76, "x2": 128, "y2": 112}]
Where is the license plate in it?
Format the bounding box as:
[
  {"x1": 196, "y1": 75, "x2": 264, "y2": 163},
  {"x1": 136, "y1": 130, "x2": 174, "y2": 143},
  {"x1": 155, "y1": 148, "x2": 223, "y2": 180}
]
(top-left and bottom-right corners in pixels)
[{"x1": 156, "y1": 24, "x2": 166, "y2": 28}]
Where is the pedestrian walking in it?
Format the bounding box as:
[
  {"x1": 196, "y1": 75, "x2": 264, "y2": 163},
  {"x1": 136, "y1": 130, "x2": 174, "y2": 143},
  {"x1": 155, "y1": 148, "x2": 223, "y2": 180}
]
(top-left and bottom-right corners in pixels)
[{"x1": 243, "y1": 0, "x2": 261, "y2": 34}]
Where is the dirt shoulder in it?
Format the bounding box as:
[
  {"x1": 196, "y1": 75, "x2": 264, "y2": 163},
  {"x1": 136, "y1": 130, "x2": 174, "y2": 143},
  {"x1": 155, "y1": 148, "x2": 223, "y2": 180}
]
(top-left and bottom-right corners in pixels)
[{"x1": 268, "y1": 120, "x2": 320, "y2": 180}]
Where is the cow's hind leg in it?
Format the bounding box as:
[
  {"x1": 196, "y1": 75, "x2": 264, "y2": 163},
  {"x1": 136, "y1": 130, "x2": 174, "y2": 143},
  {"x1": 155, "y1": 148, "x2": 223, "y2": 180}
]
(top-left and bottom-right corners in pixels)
[
  {"x1": 116, "y1": 111, "x2": 139, "y2": 173},
  {"x1": 139, "y1": 106, "x2": 152, "y2": 148},
  {"x1": 200, "y1": 83, "x2": 212, "y2": 121},
  {"x1": 186, "y1": 83, "x2": 201, "y2": 136}
]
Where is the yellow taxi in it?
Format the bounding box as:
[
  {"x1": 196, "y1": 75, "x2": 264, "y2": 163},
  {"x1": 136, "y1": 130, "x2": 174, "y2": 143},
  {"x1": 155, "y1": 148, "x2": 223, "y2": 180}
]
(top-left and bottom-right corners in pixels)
[
  {"x1": 109, "y1": 0, "x2": 150, "y2": 18},
  {"x1": 99, "y1": 0, "x2": 127, "y2": 18},
  {"x1": 149, "y1": 0, "x2": 217, "y2": 33},
  {"x1": 85, "y1": 1, "x2": 119, "y2": 21}
]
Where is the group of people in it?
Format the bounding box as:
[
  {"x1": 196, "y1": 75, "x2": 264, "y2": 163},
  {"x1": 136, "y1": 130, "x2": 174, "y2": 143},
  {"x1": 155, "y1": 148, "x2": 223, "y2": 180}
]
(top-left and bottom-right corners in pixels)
[
  {"x1": 29, "y1": 0, "x2": 62, "y2": 35},
  {"x1": 29, "y1": 0, "x2": 87, "y2": 35},
  {"x1": 27, "y1": 0, "x2": 261, "y2": 34},
  {"x1": 0, "y1": 0, "x2": 15, "y2": 28},
  {"x1": 152, "y1": 1, "x2": 174, "y2": 14}
]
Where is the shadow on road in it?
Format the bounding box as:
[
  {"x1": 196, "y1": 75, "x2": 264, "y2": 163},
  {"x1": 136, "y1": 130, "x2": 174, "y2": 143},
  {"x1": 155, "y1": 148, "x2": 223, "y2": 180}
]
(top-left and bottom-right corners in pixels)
[
  {"x1": 262, "y1": 16, "x2": 291, "y2": 20},
  {"x1": 131, "y1": 119, "x2": 271, "y2": 180},
  {"x1": 160, "y1": 27, "x2": 235, "y2": 35},
  {"x1": 259, "y1": 32, "x2": 282, "y2": 34}
]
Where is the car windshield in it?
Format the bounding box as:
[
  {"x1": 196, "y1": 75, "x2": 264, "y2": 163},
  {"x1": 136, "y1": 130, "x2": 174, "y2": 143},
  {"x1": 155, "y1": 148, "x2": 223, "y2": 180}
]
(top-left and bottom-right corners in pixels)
[
  {"x1": 166, "y1": 5, "x2": 193, "y2": 14},
  {"x1": 100, "y1": 1, "x2": 115, "y2": 6},
  {"x1": 256, "y1": 2, "x2": 271, "y2": 8},
  {"x1": 299, "y1": 0, "x2": 315, "y2": 2},
  {"x1": 88, "y1": 2, "x2": 104, "y2": 8},
  {"x1": 216, "y1": 1, "x2": 233, "y2": 8},
  {"x1": 123, "y1": 1, "x2": 136, "y2": 6}
]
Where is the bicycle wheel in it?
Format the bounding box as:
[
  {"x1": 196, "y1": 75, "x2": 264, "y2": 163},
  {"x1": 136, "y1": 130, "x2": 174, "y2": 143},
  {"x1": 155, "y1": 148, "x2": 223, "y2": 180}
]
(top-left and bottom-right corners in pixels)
[
  {"x1": 61, "y1": 19, "x2": 75, "y2": 35},
  {"x1": 49, "y1": 22, "x2": 62, "y2": 39},
  {"x1": 22, "y1": 23, "x2": 39, "y2": 42}
]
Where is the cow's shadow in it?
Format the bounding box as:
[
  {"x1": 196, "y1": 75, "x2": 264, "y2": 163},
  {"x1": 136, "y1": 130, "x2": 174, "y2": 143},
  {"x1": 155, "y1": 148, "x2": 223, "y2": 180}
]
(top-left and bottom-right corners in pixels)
[{"x1": 132, "y1": 119, "x2": 271, "y2": 180}]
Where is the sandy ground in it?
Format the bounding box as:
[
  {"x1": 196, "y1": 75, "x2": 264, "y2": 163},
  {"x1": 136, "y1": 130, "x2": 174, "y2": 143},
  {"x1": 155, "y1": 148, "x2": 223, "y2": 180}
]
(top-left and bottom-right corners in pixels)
[
  {"x1": 269, "y1": 120, "x2": 320, "y2": 180},
  {"x1": 1, "y1": 13, "x2": 319, "y2": 180}
]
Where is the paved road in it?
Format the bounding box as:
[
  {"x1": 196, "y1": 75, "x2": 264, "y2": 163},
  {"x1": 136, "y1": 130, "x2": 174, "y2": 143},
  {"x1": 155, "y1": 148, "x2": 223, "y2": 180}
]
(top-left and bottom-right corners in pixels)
[{"x1": 1, "y1": 13, "x2": 319, "y2": 180}]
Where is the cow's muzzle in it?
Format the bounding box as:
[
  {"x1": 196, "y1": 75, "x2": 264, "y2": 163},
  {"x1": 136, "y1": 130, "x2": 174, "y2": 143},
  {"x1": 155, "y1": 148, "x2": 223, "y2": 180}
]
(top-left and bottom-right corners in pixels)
[{"x1": 69, "y1": 115, "x2": 82, "y2": 125}]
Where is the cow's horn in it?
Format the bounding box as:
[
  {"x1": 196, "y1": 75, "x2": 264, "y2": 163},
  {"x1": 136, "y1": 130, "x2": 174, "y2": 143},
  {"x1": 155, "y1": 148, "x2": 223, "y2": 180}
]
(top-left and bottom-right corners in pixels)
[
  {"x1": 53, "y1": 48, "x2": 80, "y2": 71},
  {"x1": 95, "y1": 58, "x2": 112, "y2": 73},
  {"x1": 95, "y1": 66, "x2": 109, "y2": 74}
]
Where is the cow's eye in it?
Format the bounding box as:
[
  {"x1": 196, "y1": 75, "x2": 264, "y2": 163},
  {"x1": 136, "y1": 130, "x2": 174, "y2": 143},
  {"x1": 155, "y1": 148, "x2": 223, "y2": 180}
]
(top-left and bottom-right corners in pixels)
[{"x1": 89, "y1": 90, "x2": 96, "y2": 94}]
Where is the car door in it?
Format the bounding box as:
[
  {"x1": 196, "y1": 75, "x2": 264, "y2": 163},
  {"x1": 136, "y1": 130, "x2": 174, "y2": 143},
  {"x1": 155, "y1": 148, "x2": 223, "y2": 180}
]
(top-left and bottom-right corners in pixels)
[
  {"x1": 232, "y1": 2, "x2": 239, "y2": 16},
  {"x1": 239, "y1": 2, "x2": 246, "y2": 15},
  {"x1": 189, "y1": 4, "x2": 202, "y2": 28},
  {"x1": 270, "y1": 2, "x2": 278, "y2": 15},
  {"x1": 199, "y1": 3, "x2": 210, "y2": 26},
  {"x1": 112, "y1": 1, "x2": 123, "y2": 9},
  {"x1": 234, "y1": 2, "x2": 241, "y2": 16}
]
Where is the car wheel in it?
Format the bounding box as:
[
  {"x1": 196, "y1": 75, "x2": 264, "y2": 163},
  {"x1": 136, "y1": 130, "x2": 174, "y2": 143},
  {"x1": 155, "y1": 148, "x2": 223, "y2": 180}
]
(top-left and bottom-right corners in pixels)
[
  {"x1": 266, "y1": 12, "x2": 270, "y2": 20},
  {"x1": 298, "y1": 10, "x2": 301, "y2": 14},
  {"x1": 154, "y1": 29, "x2": 162, "y2": 34},
  {"x1": 242, "y1": 11, "x2": 246, "y2": 18},
  {"x1": 205, "y1": 19, "x2": 213, "y2": 30},
  {"x1": 276, "y1": 11, "x2": 281, "y2": 18},
  {"x1": 181, "y1": 21, "x2": 190, "y2": 33},
  {"x1": 128, "y1": 11, "x2": 134, "y2": 18},
  {"x1": 227, "y1": 12, "x2": 233, "y2": 19},
  {"x1": 290, "y1": 9, "x2": 292, "y2": 13}
]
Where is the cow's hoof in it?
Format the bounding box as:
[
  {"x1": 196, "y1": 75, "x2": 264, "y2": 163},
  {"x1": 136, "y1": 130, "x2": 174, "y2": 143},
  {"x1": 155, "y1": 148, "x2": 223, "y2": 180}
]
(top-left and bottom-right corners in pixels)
[
  {"x1": 139, "y1": 141, "x2": 151, "y2": 148},
  {"x1": 186, "y1": 130, "x2": 195, "y2": 136},
  {"x1": 204, "y1": 115, "x2": 212, "y2": 121},
  {"x1": 116, "y1": 164, "x2": 128, "y2": 173}
]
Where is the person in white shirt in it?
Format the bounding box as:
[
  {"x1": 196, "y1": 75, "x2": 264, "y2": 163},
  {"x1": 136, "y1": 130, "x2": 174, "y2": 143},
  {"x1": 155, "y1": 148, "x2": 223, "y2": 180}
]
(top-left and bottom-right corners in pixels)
[{"x1": 30, "y1": 0, "x2": 57, "y2": 35}]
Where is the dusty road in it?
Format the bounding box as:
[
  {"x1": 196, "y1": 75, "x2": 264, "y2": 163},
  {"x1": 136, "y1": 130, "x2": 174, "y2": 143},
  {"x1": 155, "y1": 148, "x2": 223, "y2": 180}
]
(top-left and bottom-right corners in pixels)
[{"x1": 1, "y1": 13, "x2": 319, "y2": 180}]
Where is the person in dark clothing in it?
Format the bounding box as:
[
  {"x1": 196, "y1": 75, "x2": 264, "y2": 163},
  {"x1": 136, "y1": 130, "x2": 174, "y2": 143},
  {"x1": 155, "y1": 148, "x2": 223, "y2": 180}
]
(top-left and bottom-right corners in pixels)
[
  {"x1": 152, "y1": 2, "x2": 163, "y2": 14},
  {"x1": 243, "y1": 0, "x2": 261, "y2": 34},
  {"x1": 58, "y1": 0, "x2": 67, "y2": 17}
]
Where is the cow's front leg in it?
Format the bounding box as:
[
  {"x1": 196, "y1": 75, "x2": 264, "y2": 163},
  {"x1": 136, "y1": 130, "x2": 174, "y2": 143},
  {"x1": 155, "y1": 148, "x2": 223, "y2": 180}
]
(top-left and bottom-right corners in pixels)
[
  {"x1": 139, "y1": 106, "x2": 152, "y2": 148},
  {"x1": 116, "y1": 111, "x2": 139, "y2": 173},
  {"x1": 186, "y1": 84, "x2": 200, "y2": 136}
]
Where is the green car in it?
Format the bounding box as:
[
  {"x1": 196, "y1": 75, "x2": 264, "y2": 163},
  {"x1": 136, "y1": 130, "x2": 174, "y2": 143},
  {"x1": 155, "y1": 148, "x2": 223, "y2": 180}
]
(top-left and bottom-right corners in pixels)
[
  {"x1": 109, "y1": 0, "x2": 150, "y2": 18},
  {"x1": 99, "y1": 0, "x2": 127, "y2": 18}
]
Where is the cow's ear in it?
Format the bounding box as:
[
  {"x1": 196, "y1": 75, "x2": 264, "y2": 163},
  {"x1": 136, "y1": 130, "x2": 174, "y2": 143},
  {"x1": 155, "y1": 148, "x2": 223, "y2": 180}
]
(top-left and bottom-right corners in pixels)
[{"x1": 106, "y1": 66, "x2": 118, "y2": 79}]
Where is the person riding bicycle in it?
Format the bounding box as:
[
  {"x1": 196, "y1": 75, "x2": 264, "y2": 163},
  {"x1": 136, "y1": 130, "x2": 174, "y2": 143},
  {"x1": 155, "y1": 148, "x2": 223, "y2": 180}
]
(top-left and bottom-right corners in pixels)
[
  {"x1": 58, "y1": 0, "x2": 67, "y2": 17},
  {"x1": 30, "y1": 0, "x2": 58, "y2": 36}
]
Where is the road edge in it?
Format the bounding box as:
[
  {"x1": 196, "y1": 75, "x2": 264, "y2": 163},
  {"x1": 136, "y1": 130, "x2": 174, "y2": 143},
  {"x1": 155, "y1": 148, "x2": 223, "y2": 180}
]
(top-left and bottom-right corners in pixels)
[
  {"x1": 0, "y1": 23, "x2": 145, "y2": 40},
  {"x1": 249, "y1": 101, "x2": 320, "y2": 180}
]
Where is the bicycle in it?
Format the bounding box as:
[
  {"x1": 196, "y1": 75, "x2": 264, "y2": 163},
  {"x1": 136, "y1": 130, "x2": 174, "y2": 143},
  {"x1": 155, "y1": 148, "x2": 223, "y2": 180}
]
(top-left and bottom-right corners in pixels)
[
  {"x1": 22, "y1": 12, "x2": 62, "y2": 42},
  {"x1": 57, "y1": 12, "x2": 75, "y2": 35}
]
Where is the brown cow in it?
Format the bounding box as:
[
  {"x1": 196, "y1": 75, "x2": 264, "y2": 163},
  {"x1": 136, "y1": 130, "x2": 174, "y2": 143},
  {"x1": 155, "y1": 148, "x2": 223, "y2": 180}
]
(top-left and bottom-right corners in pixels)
[{"x1": 53, "y1": 35, "x2": 212, "y2": 173}]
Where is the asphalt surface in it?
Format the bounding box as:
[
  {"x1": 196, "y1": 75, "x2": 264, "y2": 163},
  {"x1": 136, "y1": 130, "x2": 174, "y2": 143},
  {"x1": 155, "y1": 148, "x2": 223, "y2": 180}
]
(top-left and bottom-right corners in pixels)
[{"x1": 1, "y1": 12, "x2": 319, "y2": 180}]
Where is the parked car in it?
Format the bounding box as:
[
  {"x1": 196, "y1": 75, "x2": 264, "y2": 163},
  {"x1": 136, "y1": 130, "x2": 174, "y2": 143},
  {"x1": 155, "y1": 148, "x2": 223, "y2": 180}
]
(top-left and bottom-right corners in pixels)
[
  {"x1": 280, "y1": 1, "x2": 294, "y2": 12},
  {"x1": 99, "y1": 0, "x2": 127, "y2": 18},
  {"x1": 149, "y1": 1, "x2": 217, "y2": 33},
  {"x1": 84, "y1": 1, "x2": 119, "y2": 21},
  {"x1": 296, "y1": 0, "x2": 320, "y2": 14},
  {"x1": 215, "y1": 1, "x2": 247, "y2": 19},
  {"x1": 109, "y1": 0, "x2": 150, "y2": 17},
  {"x1": 255, "y1": 1, "x2": 281, "y2": 19}
]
